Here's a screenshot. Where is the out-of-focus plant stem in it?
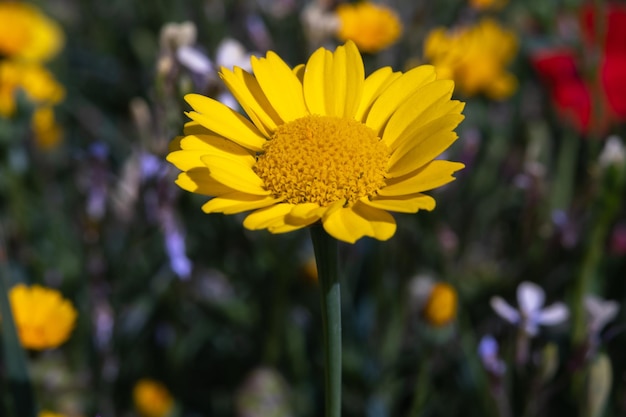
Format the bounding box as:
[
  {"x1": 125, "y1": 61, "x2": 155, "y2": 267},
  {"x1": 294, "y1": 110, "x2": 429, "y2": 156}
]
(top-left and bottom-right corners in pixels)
[
  {"x1": 572, "y1": 162, "x2": 625, "y2": 345},
  {"x1": 549, "y1": 130, "x2": 579, "y2": 214},
  {"x1": 311, "y1": 225, "x2": 342, "y2": 417},
  {"x1": 0, "y1": 225, "x2": 37, "y2": 417},
  {"x1": 571, "y1": 158, "x2": 625, "y2": 408}
]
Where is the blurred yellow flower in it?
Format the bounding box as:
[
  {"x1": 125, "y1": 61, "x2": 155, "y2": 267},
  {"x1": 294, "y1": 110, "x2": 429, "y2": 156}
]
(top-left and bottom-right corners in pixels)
[
  {"x1": 424, "y1": 18, "x2": 518, "y2": 99},
  {"x1": 0, "y1": 61, "x2": 65, "y2": 117},
  {"x1": 39, "y1": 412, "x2": 65, "y2": 417},
  {"x1": 32, "y1": 107, "x2": 63, "y2": 150},
  {"x1": 422, "y1": 283, "x2": 457, "y2": 326},
  {"x1": 168, "y1": 41, "x2": 465, "y2": 243},
  {"x1": 0, "y1": 1, "x2": 64, "y2": 62},
  {"x1": 469, "y1": 0, "x2": 508, "y2": 10},
  {"x1": 133, "y1": 379, "x2": 174, "y2": 417},
  {"x1": 335, "y1": 1, "x2": 402, "y2": 53},
  {"x1": 8, "y1": 284, "x2": 77, "y2": 350}
]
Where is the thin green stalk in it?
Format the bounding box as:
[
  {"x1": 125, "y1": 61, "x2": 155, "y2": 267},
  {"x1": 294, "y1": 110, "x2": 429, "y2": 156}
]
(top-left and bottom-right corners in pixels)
[
  {"x1": 0, "y1": 227, "x2": 37, "y2": 417},
  {"x1": 310, "y1": 225, "x2": 341, "y2": 417},
  {"x1": 549, "y1": 130, "x2": 580, "y2": 214}
]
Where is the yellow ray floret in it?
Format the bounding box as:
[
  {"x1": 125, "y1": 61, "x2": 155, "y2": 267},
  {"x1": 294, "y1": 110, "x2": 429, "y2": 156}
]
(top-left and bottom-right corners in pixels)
[{"x1": 167, "y1": 41, "x2": 465, "y2": 243}]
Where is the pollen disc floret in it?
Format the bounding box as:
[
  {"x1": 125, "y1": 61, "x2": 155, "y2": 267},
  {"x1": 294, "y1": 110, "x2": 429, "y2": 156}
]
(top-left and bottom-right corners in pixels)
[
  {"x1": 167, "y1": 41, "x2": 466, "y2": 243},
  {"x1": 254, "y1": 115, "x2": 388, "y2": 206}
]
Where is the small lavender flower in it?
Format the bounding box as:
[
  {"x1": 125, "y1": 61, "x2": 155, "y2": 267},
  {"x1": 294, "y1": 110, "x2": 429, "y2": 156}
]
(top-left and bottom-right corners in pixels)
[
  {"x1": 161, "y1": 209, "x2": 192, "y2": 280},
  {"x1": 478, "y1": 334, "x2": 506, "y2": 377},
  {"x1": 585, "y1": 294, "x2": 619, "y2": 344},
  {"x1": 490, "y1": 281, "x2": 569, "y2": 336}
]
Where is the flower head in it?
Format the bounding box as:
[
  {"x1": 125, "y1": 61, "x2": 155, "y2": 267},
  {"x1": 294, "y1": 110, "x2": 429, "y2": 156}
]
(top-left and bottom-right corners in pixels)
[
  {"x1": 422, "y1": 282, "x2": 458, "y2": 326},
  {"x1": 531, "y1": 4, "x2": 626, "y2": 133},
  {"x1": 0, "y1": 61, "x2": 65, "y2": 118},
  {"x1": 0, "y1": 2, "x2": 64, "y2": 62},
  {"x1": 39, "y1": 412, "x2": 65, "y2": 417},
  {"x1": 8, "y1": 284, "x2": 77, "y2": 350},
  {"x1": 424, "y1": 18, "x2": 518, "y2": 99},
  {"x1": 335, "y1": 2, "x2": 403, "y2": 53},
  {"x1": 133, "y1": 379, "x2": 174, "y2": 417},
  {"x1": 584, "y1": 294, "x2": 619, "y2": 339},
  {"x1": 469, "y1": 0, "x2": 508, "y2": 11},
  {"x1": 167, "y1": 41, "x2": 465, "y2": 243},
  {"x1": 478, "y1": 334, "x2": 506, "y2": 376},
  {"x1": 490, "y1": 281, "x2": 569, "y2": 336}
]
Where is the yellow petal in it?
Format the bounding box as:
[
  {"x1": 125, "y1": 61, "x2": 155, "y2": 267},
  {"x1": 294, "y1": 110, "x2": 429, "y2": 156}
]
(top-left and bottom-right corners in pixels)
[
  {"x1": 185, "y1": 94, "x2": 267, "y2": 151},
  {"x1": 387, "y1": 131, "x2": 460, "y2": 177},
  {"x1": 303, "y1": 42, "x2": 364, "y2": 118},
  {"x1": 293, "y1": 64, "x2": 305, "y2": 82},
  {"x1": 268, "y1": 223, "x2": 309, "y2": 234},
  {"x1": 175, "y1": 170, "x2": 237, "y2": 196},
  {"x1": 202, "y1": 194, "x2": 278, "y2": 214},
  {"x1": 387, "y1": 112, "x2": 464, "y2": 174},
  {"x1": 381, "y1": 80, "x2": 457, "y2": 148},
  {"x1": 336, "y1": 41, "x2": 364, "y2": 118},
  {"x1": 322, "y1": 202, "x2": 396, "y2": 243},
  {"x1": 183, "y1": 120, "x2": 212, "y2": 136},
  {"x1": 169, "y1": 136, "x2": 183, "y2": 152},
  {"x1": 180, "y1": 134, "x2": 255, "y2": 164},
  {"x1": 360, "y1": 193, "x2": 436, "y2": 213},
  {"x1": 365, "y1": 65, "x2": 437, "y2": 133},
  {"x1": 303, "y1": 48, "x2": 331, "y2": 115},
  {"x1": 201, "y1": 155, "x2": 269, "y2": 195},
  {"x1": 379, "y1": 160, "x2": 464, "y2": 196},
  {"x1": 285, "y1": 203, "x2": 323, "y2": 226},
  {"x1": 243, "y1": 203, "x2": 294, "y2": 229},
  {"x1": 167, "y1": 150, "x2": 208, "y2": 171},
  {"x1": 220, "y1": 66, "x2": 282, "y2": 136},
  {"x1": 288, "y1": 203, "x2": 322, "y2": 219},
  {"x1": 389, "y1": 100, "x2": 464, "y2": 152},
  {"x1": 354, "y1": 67, "x2": 402, "y2": 121},
  {"x1": 250, "y1": 52, "x2": 307, "y2": 122}
]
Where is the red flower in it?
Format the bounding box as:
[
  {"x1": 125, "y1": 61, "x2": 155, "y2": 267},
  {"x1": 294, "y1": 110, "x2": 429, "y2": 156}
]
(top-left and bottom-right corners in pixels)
[{"x1": 531, "y1": 3, "x2": 626, "y2": 133}]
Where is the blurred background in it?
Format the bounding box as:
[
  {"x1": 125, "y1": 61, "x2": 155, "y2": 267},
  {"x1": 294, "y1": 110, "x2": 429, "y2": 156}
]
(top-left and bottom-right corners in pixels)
[{"x1": 1, "y1": 0, "x2": 625, "y2": 416}]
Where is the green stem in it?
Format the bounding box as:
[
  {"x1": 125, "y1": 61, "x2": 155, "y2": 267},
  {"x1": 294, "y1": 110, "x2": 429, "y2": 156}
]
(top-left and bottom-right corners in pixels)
[
  {"x1": 0, "y1": 227, "x2": 37, "y2": 417},
  {"x1": 549, "y1": 130, "x2": 580, "y2": 214},
  {"x1": 310, "y1": 225, "x2": 341, "y2": 417}
]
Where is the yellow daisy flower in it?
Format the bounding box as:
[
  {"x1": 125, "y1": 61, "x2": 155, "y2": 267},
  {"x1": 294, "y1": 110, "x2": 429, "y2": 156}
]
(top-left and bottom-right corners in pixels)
[
  {"x1": 133, "y1": 379, "x2": 174, "y2": 417},
  {"x1": 167, "y1": 41, "x2": 465, "y2": 244},
  {"x1": 424, "y1": 18, "x2": 518, "y2": 100},
  {"x1": 8, "y1": 284, "x2": 77, "y2": 350},
  {"x1": 0, "y1": 61, "x2": 65, "y2": 118},
  {"x1": 0, "y1": 2, "x2": 64, "y2": 62},
  {"x1": 422, "y1": 282, "x2": 457, "y2": 326},
  {"x1": 335, "y1": 1, "x2": 402, "y2": 53},
  {"x1": 469, "y1": 0, "x2": 508, "y2": 11},
  {"x1": 39, "y1": 412, "x2": 65, "y2": 417}
]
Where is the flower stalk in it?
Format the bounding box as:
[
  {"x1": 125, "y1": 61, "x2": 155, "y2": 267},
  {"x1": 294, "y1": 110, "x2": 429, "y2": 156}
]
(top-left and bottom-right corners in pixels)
[
  {"x1": 0, "y1": 227, "x2": 36, "y2": 417},
  {"x1": 310, "y1": 225, "x2": 342, "y2": 417}
]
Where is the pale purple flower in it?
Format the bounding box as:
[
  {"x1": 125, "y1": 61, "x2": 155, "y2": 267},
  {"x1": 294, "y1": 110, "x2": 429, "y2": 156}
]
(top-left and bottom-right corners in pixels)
[
  {"x1": 478, "y1": 334, "x2": 506, "y2": 376},
  {"x1": 177, "y1": 45, "x2": 214, "y2": 75},
  {"x1": 160, "y1": 207, "x2": 192, "y2": 280},
  {"x1": 490, "y1": 281, "x2": 569, "y2": 336},
  {"x1": 585, "y1": 295, "x2": 619, "y2": 338}
]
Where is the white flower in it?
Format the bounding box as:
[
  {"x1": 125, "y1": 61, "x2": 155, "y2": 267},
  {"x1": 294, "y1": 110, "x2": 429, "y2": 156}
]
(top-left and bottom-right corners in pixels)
[
  {"x1": 584, "y1": 294, "x2": 619, "y2": 337},
  {"x1": 215, "y1": 38, "x2": 254, "y2": 72},
  {"x1": 598, "y1": 135, "x2": 625, "y2": 169},
  {"x1": 490, "y1": 281, "x2": 569, "y2": 336},
  {"x1": 177, "y1": 46, "x2": 213, "y2": 75}
]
